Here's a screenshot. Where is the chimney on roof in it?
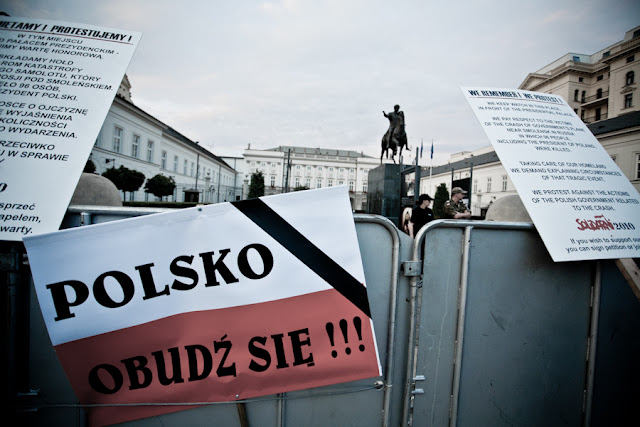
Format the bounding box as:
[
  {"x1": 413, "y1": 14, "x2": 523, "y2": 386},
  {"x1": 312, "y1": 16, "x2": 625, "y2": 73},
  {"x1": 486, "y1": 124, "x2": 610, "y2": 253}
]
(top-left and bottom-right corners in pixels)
[{"x1": 248, "y1": 143, "x2": 251, "y2": 150}]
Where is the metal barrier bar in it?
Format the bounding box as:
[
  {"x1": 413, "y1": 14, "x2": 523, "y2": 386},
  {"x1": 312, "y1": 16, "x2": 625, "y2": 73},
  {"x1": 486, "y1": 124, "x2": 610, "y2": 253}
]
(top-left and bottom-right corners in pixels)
[
  {"x1": 450, "y1": 226, "x2": 473, "y2": 426},
  {"x1": 402, "y1": 219, "x2": 536, "y2": 427},
  {"x1": 355, "y1": 214, "x2": 402, "y2": 427},
  {"x1": 584, "y1": 261, "x2": 602, "y2": 426}
]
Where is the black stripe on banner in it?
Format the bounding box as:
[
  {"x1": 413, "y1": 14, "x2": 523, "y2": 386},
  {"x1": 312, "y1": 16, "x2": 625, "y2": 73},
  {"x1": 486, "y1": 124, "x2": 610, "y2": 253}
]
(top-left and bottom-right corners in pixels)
[{"x1": 232, "y1": 198, "x2": 371, "y2": 318}]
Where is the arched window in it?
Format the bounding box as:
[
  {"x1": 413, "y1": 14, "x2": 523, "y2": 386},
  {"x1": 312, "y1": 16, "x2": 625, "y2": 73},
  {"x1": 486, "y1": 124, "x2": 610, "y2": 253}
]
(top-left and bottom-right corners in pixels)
[
  {"x1": 626, "y1": 71, "x2": 635, "y2": 85},
  {"x1": 574, "y1": 89, "x2": 579, "y2": 101},
  {"x1": 597, "y1": 88, "x2": 603, "y2": 99}
]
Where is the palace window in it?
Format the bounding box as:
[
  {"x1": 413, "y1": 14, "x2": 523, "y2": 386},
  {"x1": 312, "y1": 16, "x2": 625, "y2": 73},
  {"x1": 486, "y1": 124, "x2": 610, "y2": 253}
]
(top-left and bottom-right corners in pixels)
[
  {"x1": 146, "y1": 140, "x2": 154, "y2": 162},
  {"x1": 626, "y1": 71, "x2": 635, "y2": 86},
  {"x1": 173, "y1": 155, "x2": 178, "y2": 172},
  {"x1": 486, "y1": 177, "x2": 492, "y2": 193},
  {"x1": 132, "y1": 134, "x2": 140, "y2": 158},
  {"x1": 502, "y1": 175, "x2": 508, "y2": 192},
  {"x1": 161, "y1": 151, "x2": 167, "y2": 169},
  {"x1": 625, "y1": 94, "x2": 633, "y2": 109},
  {"x1": 113, "y1": 126, "x2": 122, "y2": 152}
]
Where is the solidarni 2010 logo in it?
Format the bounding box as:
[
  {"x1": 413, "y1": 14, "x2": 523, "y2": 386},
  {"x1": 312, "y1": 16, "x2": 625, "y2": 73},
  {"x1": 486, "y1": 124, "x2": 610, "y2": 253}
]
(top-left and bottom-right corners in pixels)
[{"x1": 575, "y1": 215, "x2": 635, "y2": 231}]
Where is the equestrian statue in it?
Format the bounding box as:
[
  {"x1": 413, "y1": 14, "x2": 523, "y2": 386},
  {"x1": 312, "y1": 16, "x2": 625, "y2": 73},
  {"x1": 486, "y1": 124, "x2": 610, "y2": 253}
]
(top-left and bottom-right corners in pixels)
[{"x1": 381, "y1": 104, "x2": 408, "y2": 163}]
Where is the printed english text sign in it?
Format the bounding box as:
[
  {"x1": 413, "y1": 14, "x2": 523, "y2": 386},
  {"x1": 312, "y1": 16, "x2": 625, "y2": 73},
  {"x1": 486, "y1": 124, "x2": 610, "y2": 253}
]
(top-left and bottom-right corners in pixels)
[
  {"x1": 23, "y1": 186, "x2": 381, "y2": 426},
  {"x1": 0, "y1": 17, "x2": 140, "y2": 241},
  {"x1": 462, "y1": 87, "x2": 640, "y2": 262}
]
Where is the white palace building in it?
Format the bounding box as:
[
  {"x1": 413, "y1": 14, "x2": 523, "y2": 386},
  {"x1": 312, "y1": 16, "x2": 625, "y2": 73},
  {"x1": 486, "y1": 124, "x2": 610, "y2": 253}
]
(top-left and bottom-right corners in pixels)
[
  {"x1": 222, "y1": 145, "x2": 381, "y2": 212},
  {"x1": 90, "y1": 76, "x2": 241, "y2": 204}
]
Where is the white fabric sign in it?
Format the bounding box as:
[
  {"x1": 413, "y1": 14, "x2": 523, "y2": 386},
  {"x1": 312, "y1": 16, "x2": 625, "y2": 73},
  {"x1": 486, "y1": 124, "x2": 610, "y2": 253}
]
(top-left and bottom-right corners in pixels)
[
  {"x1": 0, "y1": 17, "x2": 140, "y2": 241},
  {"x1": 462, "y1": 87, "x2": 640, "y2": 262}
]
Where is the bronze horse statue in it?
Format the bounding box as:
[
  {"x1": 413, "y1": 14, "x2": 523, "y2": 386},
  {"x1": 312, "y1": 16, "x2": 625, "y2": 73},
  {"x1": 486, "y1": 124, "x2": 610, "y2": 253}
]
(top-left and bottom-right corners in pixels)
[{"x1": 381, "y1": 105, "x2": 408, "y2": 163}]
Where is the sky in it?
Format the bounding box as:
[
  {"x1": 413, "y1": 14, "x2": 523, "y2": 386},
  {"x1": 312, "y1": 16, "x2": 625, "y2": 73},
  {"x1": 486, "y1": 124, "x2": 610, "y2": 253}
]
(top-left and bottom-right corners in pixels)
[{"x1": 3, "y1": 0, "x2": 639, "y2": 166}]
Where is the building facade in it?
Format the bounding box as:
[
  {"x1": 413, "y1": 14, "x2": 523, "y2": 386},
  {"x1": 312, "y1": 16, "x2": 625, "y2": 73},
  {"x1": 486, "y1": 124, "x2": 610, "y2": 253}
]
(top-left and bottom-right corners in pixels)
[
  {"x1": 421, "y1": 26, "x2": 640, "y2": 217},
  {"x1": 230, "y1": 146, "x2": 382, "y2": 211},
  {"x1": 91, "y1": 78, "x2": 240, "y2": 203},
  {"x1": 419, "y1": 146, "x2": 517, "y2": 217},
  {"x1": 519, "y1": 26, "x2": 640, "y2": 123},
  {"x1": 519, "y1": 25, "x2": 640, "y2": 192}
]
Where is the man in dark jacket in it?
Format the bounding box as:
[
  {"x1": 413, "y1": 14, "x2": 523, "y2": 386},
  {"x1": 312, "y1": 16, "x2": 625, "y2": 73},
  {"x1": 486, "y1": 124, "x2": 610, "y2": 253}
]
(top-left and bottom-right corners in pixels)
[{"x1": 408, "y1": 194, "x2": 434, "y2": 238}]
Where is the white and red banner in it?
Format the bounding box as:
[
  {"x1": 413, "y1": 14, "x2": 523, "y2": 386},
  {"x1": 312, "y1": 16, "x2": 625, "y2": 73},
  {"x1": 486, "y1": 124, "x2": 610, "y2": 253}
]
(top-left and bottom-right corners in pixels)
[{"x1": 24, "y1": 186, "x2": 381, "y2": 426}]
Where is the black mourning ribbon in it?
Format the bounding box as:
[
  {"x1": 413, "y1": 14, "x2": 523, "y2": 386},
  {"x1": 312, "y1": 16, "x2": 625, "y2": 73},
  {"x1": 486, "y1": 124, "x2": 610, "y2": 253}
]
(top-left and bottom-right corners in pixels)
[{"x1": 232, "y1": 198, "x2": 371, "y2": 318}]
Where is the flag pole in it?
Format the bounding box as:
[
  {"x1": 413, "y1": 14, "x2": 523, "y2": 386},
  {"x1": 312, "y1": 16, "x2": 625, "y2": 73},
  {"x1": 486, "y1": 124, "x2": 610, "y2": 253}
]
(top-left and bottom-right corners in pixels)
[{"x1": 429, "y1": 139, "x2": 433, "y2": 196}]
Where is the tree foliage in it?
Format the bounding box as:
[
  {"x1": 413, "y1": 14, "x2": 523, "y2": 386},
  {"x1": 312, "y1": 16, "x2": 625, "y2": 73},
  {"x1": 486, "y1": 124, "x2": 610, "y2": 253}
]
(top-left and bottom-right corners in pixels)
[
  {"x1": 293, "y1": 186, "x2": 309, "y2": 192},
  {"x1": 144, "y1": 174, "x2": 176, "y2": 200},
  {"x1": 102, "y1": 165, "x2": 146, "y2": 199},
  {"x1": 248, "y1": 171, "x2": 265, "y2": 199},
  {"x1": 433, "y1": 183, "x2": 450, "y2": 219},
  {"x1": 83, "y1": 159, "x2": 96, "y2": 173}
]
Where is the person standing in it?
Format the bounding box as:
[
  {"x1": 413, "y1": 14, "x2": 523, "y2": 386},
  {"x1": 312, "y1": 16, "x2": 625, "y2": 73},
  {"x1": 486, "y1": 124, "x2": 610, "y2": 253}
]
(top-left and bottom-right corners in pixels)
[
  {"x1": 443, "y1": 187, "x2": 472, "y2": 219},
  {"x1": 409, "y1": 194, "x2": 434, "y2": 238}
]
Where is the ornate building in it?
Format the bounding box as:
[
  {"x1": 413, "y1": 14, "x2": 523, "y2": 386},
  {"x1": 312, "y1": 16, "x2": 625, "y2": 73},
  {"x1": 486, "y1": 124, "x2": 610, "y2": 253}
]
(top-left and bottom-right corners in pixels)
[
  {"x1": 225, "y1": 145, "x2": 382, "y2": 211},
  {"x1": 91, "y1": 77, "x2": 241, "y2": 203}
]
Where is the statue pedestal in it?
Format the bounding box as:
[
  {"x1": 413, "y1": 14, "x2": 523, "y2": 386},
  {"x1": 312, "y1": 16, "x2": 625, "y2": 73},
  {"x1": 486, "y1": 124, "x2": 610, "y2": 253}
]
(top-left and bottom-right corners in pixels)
[{"x1": 366, "y1": 164, "x2": 402, "y2": 226}]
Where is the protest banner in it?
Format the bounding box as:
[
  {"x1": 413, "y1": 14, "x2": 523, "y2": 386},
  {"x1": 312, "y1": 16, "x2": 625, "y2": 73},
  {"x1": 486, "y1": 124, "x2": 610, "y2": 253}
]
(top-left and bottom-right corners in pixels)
[
  {"x1": 0, "y1": 17, "x2": 140, "y2": 241},
  {"x1": 462, "y1": 87, "x2": 640, "y2": 262},
  {"x1": 23, "y1": 186, "x2": 382, "y2": 426}
]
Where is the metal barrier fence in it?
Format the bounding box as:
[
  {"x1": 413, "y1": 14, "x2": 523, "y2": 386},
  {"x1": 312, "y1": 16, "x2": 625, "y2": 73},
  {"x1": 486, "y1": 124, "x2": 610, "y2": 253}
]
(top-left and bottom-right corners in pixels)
[{"x1": 4, "y1": 207, "x2": 639, "y2": 426}]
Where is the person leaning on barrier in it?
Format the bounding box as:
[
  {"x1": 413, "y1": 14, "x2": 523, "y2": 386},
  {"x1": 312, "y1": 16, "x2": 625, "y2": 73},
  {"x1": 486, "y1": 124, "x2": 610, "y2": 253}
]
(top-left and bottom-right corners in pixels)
[
  {"x1": 443, "y1": 187, "x2": 472, "y2": 219},
  {"x1": 408, "y1": 194, "x2": 434, "y2": 238}
]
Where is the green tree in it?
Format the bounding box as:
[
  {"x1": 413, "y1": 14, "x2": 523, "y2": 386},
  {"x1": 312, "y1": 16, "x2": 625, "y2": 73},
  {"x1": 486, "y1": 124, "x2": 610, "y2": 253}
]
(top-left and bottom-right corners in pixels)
[
  {"x1": 83, "y1": 159, "x2": 96, "y2": 173},
  {"x1": 293, "y1": 185, "x2": 309, "y2": 192},
  {"x1": 433, "y1": 183, "x2": 450, "y2": 219},
  {"x1": 102, "y1": 165, "x2": 146, "y2": 200},
  {"x1": 248, "y1": 171, "x2": 265, "y2": 199},
  {"x1": 144, "y1": 174, "x2": 176, "y2": 201}
]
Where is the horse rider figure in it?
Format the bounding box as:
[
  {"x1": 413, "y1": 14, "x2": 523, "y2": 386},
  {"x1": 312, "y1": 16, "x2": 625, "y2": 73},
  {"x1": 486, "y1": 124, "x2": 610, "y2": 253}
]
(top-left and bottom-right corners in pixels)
[{"x1": 381, "y1": 104, "x2": 408, "y2": 163}]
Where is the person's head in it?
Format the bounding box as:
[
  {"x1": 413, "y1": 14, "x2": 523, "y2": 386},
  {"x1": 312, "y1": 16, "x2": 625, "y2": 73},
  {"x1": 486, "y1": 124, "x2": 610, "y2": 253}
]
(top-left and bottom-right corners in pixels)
[
  {"x1": 394, "y1": 104, "x2": 400, "y2": 112},
  {"x1": 451, "y1": 187, "x2": 467, "y2": 201},
  {"x1": 418, "y1": 194, "x2": 432, "y2": 207}
]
